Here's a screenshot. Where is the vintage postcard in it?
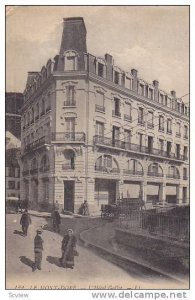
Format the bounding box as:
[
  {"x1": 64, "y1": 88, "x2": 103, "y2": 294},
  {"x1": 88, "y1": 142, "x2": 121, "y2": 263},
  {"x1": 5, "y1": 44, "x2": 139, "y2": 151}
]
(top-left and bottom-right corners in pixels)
[{"x1": 5, "y1": 5, "x2": 189, "y2": 293}]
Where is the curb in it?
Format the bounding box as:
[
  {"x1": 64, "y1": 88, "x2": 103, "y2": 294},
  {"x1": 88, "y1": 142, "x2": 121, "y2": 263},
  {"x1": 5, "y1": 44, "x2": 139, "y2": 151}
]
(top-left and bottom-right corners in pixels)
[{"x1": 79, "y1": 227, "x2": 187, "y2": 284}]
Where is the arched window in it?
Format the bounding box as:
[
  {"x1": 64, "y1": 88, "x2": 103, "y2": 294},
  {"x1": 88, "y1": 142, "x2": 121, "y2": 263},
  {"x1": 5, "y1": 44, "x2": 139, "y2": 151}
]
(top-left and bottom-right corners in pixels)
[
  {"x1": 148, "y1": 163, "x2": 163, "y2": 177},
  {"x1": 62, "y1": 150, "x2": 75, "y2": 170},
  {"x1": 95, "y1": 155, "x2": 119, "y2": 174},
  {"x1": 64, "y1": 51, "x2": 78, "y2": 71},
  {"x1": 40, "y1": 155, "x2": 50, "y2": 172},
  {"x1": 124, "y1": 159, "x2": 143, "y2": 176},
  {"x1": 167, "y1": 166, "x2": 180, "y2": 179}
]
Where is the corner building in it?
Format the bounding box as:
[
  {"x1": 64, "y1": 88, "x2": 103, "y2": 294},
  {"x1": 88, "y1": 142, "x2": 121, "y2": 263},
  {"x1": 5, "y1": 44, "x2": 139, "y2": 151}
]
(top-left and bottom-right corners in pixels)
[{"x1": 20, "y1": 17, "x2": 189, "y2": 214}]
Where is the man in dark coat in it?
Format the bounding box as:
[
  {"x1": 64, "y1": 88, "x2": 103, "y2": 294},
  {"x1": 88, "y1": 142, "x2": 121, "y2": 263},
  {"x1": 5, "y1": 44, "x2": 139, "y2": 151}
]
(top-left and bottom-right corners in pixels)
[
  {"x1": 32, "y1": 230, "x2": 44, "y2": 272},
  {"x1": 59, "y1": 229, "x2": 77, "y2": 269},
  {"x1": 51, "y1": 209, "x2": 61, "y2": 233},
  {"x1": 20, "y1": 209, "x2": 31, "y2": 236}
]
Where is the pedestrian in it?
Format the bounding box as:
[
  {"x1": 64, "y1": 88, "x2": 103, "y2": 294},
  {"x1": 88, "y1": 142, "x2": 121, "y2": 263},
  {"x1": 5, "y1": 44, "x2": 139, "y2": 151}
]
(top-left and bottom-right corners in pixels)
[
  {"x1": 59, "y1": 229, "x2": 78, "y2": 269},
  {"x1": 82, "y1": 200, "x2": 89, "y2": 216},
  {"x1": 32, "y1": 229, "x2": 44, "y2": 272},
  {"x1": 20, "y1": 209, "x2": 31, "y2": 236},
  {"x1": 51, "y1": 209, "x2": 61, "y2": 233}
]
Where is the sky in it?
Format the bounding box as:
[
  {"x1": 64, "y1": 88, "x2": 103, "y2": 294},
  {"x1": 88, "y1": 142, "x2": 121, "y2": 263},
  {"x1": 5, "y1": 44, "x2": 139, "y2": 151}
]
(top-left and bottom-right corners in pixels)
[{"x1": 6, "y1": 6, "x2": 189, "y2": 103}]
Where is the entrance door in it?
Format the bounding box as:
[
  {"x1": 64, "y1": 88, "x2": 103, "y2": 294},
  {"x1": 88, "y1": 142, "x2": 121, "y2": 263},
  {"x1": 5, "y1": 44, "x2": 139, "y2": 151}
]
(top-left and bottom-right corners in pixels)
[{"x1": 64, "y1": 181, "x2": 74, "y2": 212}]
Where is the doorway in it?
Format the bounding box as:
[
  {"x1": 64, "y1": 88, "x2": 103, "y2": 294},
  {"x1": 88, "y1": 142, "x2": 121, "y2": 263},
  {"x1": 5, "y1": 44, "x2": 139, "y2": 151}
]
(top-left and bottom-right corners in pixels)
[{"x1": 64, "y1": 181, "x2": 75, "y2": 212}]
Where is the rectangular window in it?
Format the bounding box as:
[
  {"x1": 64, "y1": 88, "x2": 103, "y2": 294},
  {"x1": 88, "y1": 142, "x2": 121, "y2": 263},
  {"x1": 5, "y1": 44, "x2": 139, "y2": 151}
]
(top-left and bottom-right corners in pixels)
[
  {"x1": 66, "y1": 118, "x2": 75, "y2": 133},
  {"x1": 125, "y1": 77, "x2": 131, "y2": 89},
  {"x1": 183, "y1": 168, "x2": 187, "y2": 179},
  {"x1": 176, "y1": 144, "x2": 180, "y2": 159},
  {"x1": 96, "y1": 92, "x2": 104, "y2": 107},
  {"x1": 9, "y1": 167, "x2": 15, "y2": 177},
  {"x1": 159, "y1": 116, "x2": 164, "y2": 131},
  {"x1": 148, "y1": 136, "x2": 153, "y2": 153},
  {"x1": 184, "y1": 125, "x2": 188, "y2": 138},
  {"x1": 98, "y1": 63, "x2": 104, "y2": 77},
  {"x1": 114, "y1": 71, "x2": 119, "y2": 84},
  {"x1": 112, "y1": 126, "x2": 120, "y2": 147},
  {"x1": 184, "y1": 146, "x2": 188, "y2": 160},
  {"x1": 104, "y1": 156, "x2": 112, "y2": 168},
  {"x1": 176, "y1": 122, "x2": 181, "y2": 136},
  {"x1": 138, "y1": 107, "x2": 144, "y2": 124},
  {"x1": 148, "y1": 111, "x2": 154, "y2": 128},
  {"x1": 145, "y1": 86, "x2": 148, "y2": 98},
  {"x1": 124, "y1": 130, "x2": 131, "y2": 143},
  {"x1": 66, "y1": 56, "x2": 76, "y2": 70},
  {"x1": 167, "y1": 141, "x2": 172, "y2": 156},
  {"x1": 124, "y1": 103, "x2": 132, "y2": 121},
  {"x1": 66, "y1": 86, "x2": 75, "y2": 106},
  {"x1": 113, "y1": 98, "x2": 120, "y2": 117},
  {"x1": 139, "y1": 84, "x2": 144, "y2": 96},
  {"x1": 159, "y1": 139, "x2": 164, "y2": 153},
  {"x1": 159, "y1": 94, "x2": 164, "y2": 104},
  {"x1": 149, "y1": 88, "x2": 153, "y2": 100},
  {"x1": 167, "y1": 119, "x2": 172, "y2": 133},
  {"x1": 8, "y1": 181, "x2": 15, "y2": 189},
  {"x1": 95, "y1": 121, "x2": 104, "y2": 137}
]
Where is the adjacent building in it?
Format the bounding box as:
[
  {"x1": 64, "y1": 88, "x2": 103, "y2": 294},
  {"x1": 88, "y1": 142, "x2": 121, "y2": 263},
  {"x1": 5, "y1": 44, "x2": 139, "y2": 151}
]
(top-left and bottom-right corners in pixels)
[{"x1": 20, "y1": 17, "x2": 189, "y2": 214}]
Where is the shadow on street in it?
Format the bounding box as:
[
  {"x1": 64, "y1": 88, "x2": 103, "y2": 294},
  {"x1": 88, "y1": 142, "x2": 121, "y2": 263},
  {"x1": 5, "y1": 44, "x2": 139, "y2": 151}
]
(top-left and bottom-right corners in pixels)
[
  {"x1": 46, "y1": 256, "x2": 62, "y2": 268},
  {"x1": 13, "y1": 230, "x2": 24, "y2": 237},
  {"x1": 19, "y1": 256, "x2": 34, "y2": 268}
]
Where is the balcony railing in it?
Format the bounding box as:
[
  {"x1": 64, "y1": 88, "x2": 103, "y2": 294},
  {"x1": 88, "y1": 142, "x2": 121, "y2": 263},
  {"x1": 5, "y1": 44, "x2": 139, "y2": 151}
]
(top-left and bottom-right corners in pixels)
[
  {"x1": 95, "y1": 165, "x2": 120, "y2": 174},
  {"x1": 62, "y1": 163, "x2": 75, "y2": 170},
  {"x1": 93, "y1": 135, "x2": 186, "y2": 161},
  {"x1": 64, "y1": 101, "x2": 76, "y2": 107},
  {"x1": 112, "y1": 110, "x2": 121, "y2": 118},
  {"x1": 52, "y1": 132, "x2": 85, "y2": 142},
  {"x1": 95, "y1": 104, "x2": 105, "y2": 113},
  {"x1": 30, "y1": 168, "x2": 38, "y2": 175},
  {"x1": 176, "y1": 132, "x2": 181, "y2": 138},
  {"x1": 147, "y1": 172, "x2": 163, "y2": 177},
  {"x1": 147, "y1": 123, "x2": 154, "y2": 129},
  {"x1": 138, "y1": 119, "x2": 145, "y2": 126},
  {"x1": 166, "y1": 174, "x2": 180, "y2": 179},
  {"x1": 158, "y1": 127, "x2": 164, "y2": 132},
  {"x1": 24, "y1": 136, "x2": 49, "y2": 153},
  {"x1": 123, "y1": 169, "x2": 143, "y2": 176},
  {"x1": 124, "y1": 114, "x2": 132, "y2": 122},
  {"x1": 167, "y1": 129, "x2": 172, "y2": 134}
]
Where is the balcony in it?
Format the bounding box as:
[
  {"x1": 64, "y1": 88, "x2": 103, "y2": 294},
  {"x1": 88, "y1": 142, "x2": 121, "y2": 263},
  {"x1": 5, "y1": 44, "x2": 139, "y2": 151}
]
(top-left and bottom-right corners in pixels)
[
  {"x1": 124, "y1": 114, "x2": 132, "y2": 122},
  {"x1": 64, "y1": 101, "x2": 76, "y2": 107},
  {"x1": 147, "y1": 172, "x2": 163, "y2": 177},
  {"x1": 158, "y1": 127, "x2": 164, "y2": 132},
  {"x1": 24, "y1": 136, "x2": 49, "y2": 153},
  {"x1": 95, "y1": 165, "x2": 120, "y2": 174},
  {"x1": 95, "y1": 104, "x2": 105, "y2": 113},
  {"x1": 138, "y1": 119, "x2": 145, "y2": 126},
  {"x1": 147, "y1": 123, "x2": 154, "y2": 129},
  {"x1": 166, "y1": 174, "x2": 180, "y2": 179},
  {"x1": 52, "y1": 132, "x2": 85, "y2": 142},
  {"x1": 112, "y1": 110, "x2": 121, "y2": 118},
  {"x1": 94, "y1": 135, "x2": 186, "y2": 162},
  {"x1": 167, "y1": 129, "x2": 172, "y2": 134},
  {"x1": 123, "y1": 169, "x2": 143, "y2": 176},
  {"x1": 176, "y1": 132, "x2": 181, "y2": 138}
]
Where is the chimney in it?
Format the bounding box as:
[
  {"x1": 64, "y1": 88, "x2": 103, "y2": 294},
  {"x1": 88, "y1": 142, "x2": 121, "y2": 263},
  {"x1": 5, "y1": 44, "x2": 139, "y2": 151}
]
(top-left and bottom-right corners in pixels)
[
  {"x1": 153, "y1": 80, "x2": 159, "y2": 102},
  {"x1": 57, "y1": 17, "x2": 87, "y2": 71},
  {"x1": 171, "y1": 90, "x2": 176, "y2": 99},
  {"x1": 105, "y1": 53, "x2": 113, "y2": 81},
  {"x1": 131, "y1": 69, "x2": 138, "y2": 92}
]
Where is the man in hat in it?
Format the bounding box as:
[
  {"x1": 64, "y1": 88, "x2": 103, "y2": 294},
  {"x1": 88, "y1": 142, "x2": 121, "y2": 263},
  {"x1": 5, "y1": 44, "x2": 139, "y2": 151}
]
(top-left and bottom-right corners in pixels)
[
  {"x1": 20, "y1": 209, "x2": 31, "y2": 236},
  {"x1": 32, "y1": 229, "x2": 44, "y2": 272},
  {"x1": 51, "y1": 209, "x2": 61, "y2": 233}
]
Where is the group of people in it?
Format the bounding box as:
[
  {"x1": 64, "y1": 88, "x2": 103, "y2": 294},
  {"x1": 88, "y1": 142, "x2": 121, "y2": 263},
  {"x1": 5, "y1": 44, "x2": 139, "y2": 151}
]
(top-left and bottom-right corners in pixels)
[{"x1": 19, "y1": 208, "x2": 78, "y2": 272}]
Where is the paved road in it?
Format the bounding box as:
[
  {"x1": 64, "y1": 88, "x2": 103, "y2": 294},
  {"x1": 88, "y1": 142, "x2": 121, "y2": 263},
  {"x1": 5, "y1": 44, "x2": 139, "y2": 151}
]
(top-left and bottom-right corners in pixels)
[{"x1": 6, "y1": 214, "x2": 179, "y2": 289}]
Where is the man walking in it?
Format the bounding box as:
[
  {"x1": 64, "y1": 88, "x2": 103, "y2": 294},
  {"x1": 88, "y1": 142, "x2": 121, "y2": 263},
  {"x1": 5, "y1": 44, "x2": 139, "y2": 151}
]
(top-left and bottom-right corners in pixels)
[
  {"x1": 51, "y1": 209, "x2": 61, "y2": 233},
  {"x1": 20, "y1": 209, "x2": 31, "y2": 236},
  {"x1": 32, "y1": 229, "x2": 44, "y2": 272}
]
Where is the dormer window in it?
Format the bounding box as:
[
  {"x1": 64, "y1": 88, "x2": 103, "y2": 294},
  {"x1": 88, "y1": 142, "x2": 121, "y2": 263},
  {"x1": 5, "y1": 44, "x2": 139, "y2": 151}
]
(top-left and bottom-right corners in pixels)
[
  {"x1": 98, "y1": 63, "x2": 104, "y2": 77},
  {"x1": 64, "y1": 51, "x2": 78, "y2": 71},
  {"x1": 114, "y1": 71, "x2": 119, "y2": 84}
]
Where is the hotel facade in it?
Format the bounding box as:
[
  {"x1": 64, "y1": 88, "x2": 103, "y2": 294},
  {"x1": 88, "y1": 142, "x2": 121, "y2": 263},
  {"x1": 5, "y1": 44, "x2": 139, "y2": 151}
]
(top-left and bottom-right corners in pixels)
[{"x1": 20, "y1": 17, "x2": 189, "y2": 214}]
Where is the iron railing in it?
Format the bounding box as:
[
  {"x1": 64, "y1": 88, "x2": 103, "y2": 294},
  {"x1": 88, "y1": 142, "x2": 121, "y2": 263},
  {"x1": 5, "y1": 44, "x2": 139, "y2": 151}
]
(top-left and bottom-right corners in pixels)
[
  {"x1": 124, "y1": 114, "x2": 132, "y2": 122},
  {"x1": 123, "y1": 169, "x2": 144, "y2": 176},
  {"x1": 95, "y1": 165, "x2": 120, "y2": 173},
  {"x1": 118, "y1": 211, "x2": 189, "y2": 242},
  {"x1": 112, "y1": 110, "x2": 121, "y2": 117},
  {"x1": 138, "y1": 119, "x2": 145, "y2": 126},
  {"x1": 147, "y1": 123, "x2": 154, "y2": 129},
  {"x1": 94, "y1": 135, "x2": 186, "y2": 161},
  {"x1": 166, "y1": 174, "x2": 180, "y2": 179},
  {"x1": 64, "y1": 101, "x2": 76, "y2": 107},
  {"x1": 52, "y1": 132, "x2": 85, "y2": 142},
  {"x1": 147, "y1": 171, "x2": 163, "y2": 177}
]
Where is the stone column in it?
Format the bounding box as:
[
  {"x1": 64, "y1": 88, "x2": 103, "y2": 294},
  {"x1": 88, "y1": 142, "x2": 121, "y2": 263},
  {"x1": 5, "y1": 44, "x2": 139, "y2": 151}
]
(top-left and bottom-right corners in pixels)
[
  {"x1": 159, "y1": 182, "x2": 166, "y2": 204},
  {"x1": 140, "y1": 180, "x2": 147, "y2": 203},
  {"x1": 176, "y1": 184, "x2": 183, "y2": 204}
]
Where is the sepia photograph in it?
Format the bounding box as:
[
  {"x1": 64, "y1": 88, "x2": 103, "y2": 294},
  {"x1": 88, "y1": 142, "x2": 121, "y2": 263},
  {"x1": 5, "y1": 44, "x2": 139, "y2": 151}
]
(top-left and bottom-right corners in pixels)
[{"x1": 5, "y1": 5, "x2": 189, "y2": 291}]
